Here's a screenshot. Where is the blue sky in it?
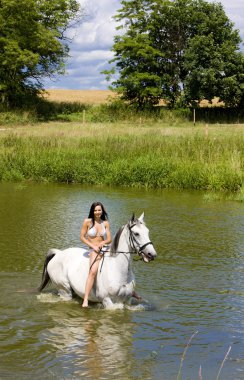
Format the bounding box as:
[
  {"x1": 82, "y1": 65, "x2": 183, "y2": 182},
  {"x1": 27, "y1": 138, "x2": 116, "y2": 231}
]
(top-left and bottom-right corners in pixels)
[{"x1": 44, "y1": 0, "x2": 244, "y2": 90}]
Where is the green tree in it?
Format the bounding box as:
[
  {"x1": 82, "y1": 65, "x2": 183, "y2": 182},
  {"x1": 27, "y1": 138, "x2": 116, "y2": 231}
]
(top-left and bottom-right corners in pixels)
[
  {"x1": 105, "y1": 0, "x2": 244, "y2": 108},
  {"x1": 0, "y1": 0, "x2": 80, "y2": 105}
]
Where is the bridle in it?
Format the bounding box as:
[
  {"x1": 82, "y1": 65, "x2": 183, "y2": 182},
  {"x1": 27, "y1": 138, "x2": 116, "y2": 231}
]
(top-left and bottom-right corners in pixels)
[
  {"x1": 91, "y1": 221, "x2": 154, "y2": 272},
  {"x1": 128, "y1": 222, "x2": 154, "y2": 258}
]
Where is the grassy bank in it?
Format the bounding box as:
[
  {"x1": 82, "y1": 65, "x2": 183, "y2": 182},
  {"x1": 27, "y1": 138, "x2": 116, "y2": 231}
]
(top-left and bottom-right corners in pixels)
[{"x1": 0, "y1": 122, "x2": 243, "y2": 198}]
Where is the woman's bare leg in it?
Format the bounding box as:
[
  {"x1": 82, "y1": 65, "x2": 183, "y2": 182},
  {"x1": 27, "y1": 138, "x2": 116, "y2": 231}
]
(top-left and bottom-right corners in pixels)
[{"x1": 82, "y1": 252, "x2": 101, "y2": 307}]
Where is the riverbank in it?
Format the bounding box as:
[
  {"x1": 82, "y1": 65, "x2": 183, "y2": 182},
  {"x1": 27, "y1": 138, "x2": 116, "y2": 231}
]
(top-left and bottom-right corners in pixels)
[{"x1": 0, "y1": 122, "x2": 243, "y2": 200}]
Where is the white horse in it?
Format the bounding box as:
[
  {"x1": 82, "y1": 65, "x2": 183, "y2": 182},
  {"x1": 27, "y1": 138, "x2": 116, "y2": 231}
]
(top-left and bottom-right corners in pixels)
[{"x1": 38, "y1": 213, "x2": 157, "y2": 308}]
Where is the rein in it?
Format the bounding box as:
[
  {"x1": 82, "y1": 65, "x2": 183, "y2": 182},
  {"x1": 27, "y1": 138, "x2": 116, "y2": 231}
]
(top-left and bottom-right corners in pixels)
[
  {"x1": 89, "y1": 222, "x2": 153, "y2": 272},
  {"x1": 89, "y1": 247, "x2": 132, "y2": 275}
]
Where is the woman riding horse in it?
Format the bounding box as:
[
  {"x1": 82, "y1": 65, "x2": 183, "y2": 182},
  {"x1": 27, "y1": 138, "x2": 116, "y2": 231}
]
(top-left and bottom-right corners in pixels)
[
  {"x1": 38, "y1": 212, "x2": 156, "y2": 308},
  {"x1": 80, "y1": 202, "x2": 112, "y2": 307}
]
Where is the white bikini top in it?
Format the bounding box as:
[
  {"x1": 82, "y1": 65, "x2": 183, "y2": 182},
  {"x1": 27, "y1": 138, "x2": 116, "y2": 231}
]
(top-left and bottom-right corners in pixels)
[{"x1": 87, "y1": 221, "x2": 106, "y2": 239}]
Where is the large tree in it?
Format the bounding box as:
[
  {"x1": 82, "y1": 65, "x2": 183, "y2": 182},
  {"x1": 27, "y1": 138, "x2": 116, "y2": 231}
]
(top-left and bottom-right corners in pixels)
[
  {"x1": 105, "y1": 0, "x2": 244, "y2": 108},
  {"x1": 0, "y1": 0, "x2": 80, "y2": 105}
]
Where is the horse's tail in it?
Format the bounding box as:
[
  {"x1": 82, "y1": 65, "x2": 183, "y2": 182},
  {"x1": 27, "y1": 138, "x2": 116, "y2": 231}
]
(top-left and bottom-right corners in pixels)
[{"x1": 38, "y1": 249, "x2": 59, "y2": 292}]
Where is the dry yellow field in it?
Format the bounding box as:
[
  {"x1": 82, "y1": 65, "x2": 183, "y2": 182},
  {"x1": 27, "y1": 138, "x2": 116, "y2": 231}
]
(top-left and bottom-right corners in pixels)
[
  {"x1": 43, "y1": 89, "x2": 116, "y2": 104},
  {"x1": 158, "y1": 97, "x2": 224, "y2": 107},
  {"x1": 43, "y1": 89, "x2": 224, "y2": 108}
]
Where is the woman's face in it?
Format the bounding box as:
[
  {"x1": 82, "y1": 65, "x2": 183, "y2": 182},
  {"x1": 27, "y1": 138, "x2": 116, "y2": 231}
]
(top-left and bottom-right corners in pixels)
[{"x1": 94, "y1": 205, "x2": 102, "y2": 219}]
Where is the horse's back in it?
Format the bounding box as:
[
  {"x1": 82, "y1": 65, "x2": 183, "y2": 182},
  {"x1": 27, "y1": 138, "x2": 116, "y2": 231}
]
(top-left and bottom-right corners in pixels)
[
  {"x1": 62, "y1": 247, "x2": 88, "y2": 256},
  {"x1": 47, "y1": 247, "x2": 89, "y2": 289}
]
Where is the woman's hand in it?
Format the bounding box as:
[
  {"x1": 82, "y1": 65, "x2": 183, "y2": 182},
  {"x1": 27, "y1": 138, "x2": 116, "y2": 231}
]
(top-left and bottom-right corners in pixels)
[{"x1": 92, "y1": 245, "x2": 101, "y2": 253}]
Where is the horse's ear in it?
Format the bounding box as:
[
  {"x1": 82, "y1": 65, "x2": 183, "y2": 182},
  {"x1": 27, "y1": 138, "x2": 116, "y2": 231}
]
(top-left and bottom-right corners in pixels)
[
  {"x1": 130, "y1": 213, "x2": 135, "y2": 222},
  {"x1": 138, "y1": 212, "x2": 145, "y2": 223}
]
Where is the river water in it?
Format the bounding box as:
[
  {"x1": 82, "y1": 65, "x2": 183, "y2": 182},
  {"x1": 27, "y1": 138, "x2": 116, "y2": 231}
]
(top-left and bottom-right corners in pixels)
[{"x1": 0, "y1": 183, "x2": 243, "y2": 380}]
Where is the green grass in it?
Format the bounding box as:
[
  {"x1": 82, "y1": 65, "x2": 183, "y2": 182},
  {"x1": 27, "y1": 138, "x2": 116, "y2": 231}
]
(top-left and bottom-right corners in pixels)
[
  {"x1": 0, "y1": 123, "x2": 243, "y2": 198},
  {"x1": 0, "y1": 98, "x2": 192, "y2": 125},
  {"x1": 3, "y1": 95, "x2": 243, "y2": 124},
  {"x1": 0, "y1": 94, "x2": 243, "y2": 125}
]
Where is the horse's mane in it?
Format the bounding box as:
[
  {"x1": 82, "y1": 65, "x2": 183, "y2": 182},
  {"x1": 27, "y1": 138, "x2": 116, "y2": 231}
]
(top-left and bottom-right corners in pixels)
[{"x1": 110, "y1": 225, "x2": 125, "y2": 256}]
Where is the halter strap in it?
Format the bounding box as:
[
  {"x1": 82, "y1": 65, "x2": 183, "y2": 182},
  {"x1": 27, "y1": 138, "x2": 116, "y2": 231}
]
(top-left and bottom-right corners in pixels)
[
  {"x1": 128, "y1": 223, "x2": 153, "y2": 256},
  {"x1": 91, "y1": 222, "x2": 153, "y2": 273}
]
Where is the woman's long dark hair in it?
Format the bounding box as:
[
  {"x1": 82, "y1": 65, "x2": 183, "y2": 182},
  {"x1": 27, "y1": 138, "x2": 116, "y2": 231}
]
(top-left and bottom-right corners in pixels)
[{"x1": 88, "y1": 202, "x2": 108, "y2": 226}]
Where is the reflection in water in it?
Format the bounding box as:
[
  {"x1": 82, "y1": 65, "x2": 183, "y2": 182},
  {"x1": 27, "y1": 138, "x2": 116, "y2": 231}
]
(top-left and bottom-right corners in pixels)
[{"x1": 42, "y1": 305, "x2": 136, "y2": 379}]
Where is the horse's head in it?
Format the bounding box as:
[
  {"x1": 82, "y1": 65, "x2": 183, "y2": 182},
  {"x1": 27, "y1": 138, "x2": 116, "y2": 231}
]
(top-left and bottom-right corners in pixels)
[{"x1": 128, "y1": 213, "x2": 157, "y2": 262}]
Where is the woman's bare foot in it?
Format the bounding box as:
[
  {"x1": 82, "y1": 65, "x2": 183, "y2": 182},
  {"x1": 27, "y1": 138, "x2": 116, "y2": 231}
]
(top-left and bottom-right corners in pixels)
[{"x1": 82, "y1": 300, "x2": 88, "y2": 307}]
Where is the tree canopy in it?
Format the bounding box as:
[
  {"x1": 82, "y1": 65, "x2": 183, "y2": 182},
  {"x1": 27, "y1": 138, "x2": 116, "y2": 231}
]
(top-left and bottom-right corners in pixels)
[
  {"x1": 0, "y1": 0, "x2": 80, "y2": 105},
  {"x1": 105, "y1": 0, "x2": 244, "y2": 108}
]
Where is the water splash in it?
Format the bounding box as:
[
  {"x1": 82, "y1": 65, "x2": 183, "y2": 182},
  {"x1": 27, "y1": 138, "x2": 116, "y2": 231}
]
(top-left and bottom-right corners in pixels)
[{"x1": 37, "y1": 293, "x2": 71, "y2": 303}]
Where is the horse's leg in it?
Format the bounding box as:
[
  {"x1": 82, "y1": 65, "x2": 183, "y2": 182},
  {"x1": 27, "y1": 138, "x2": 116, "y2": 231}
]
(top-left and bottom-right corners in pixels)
[
  {"x1": 132, "y1": 291, "x2": 142, "y2": 301},
  {"x1": 53, "y1": 275, "x2": 73, "y2": 300},
  {"x1": 57, "y1": 285, "x2": 73, "y2": 301},
  {"x1": 102, "y1": 296, "x2": 114, "y2": 308},
  {"x1": 118, "y1": 280, "x2": 135, "y2": 299}
]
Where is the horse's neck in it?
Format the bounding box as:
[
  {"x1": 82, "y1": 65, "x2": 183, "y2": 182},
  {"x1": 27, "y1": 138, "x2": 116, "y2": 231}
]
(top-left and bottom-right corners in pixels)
[
  {"x1": 116, "y1": 226, "x2": 131, "y2": 256},
  {"x1": 110, "y1": 227, "x2": 132, "y2": 279}
]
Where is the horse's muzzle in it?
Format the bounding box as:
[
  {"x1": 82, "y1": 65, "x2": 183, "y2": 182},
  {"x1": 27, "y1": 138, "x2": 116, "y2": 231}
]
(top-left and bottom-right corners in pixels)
[
  {"x1": 147, "y1": 252, "x2": 155, "y2": 260},
  {"x1": 141, "y1": 250, "x2": 157, "y2": 263}
]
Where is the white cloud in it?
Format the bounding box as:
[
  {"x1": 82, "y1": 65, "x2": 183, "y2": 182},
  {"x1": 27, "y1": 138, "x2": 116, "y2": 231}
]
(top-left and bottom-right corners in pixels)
[
  {"x1": 219, "y1": 0, "x2": 244, "y2": 38},
  {"x1": 44, "y1": 0, "x2": 244, "y2": 90},
  {"x1": 73, "y1": 50, "x2": 114, "y2": 63},
  {"x1": 44, "y1": 0, "x2": 120, "y2": 90}
]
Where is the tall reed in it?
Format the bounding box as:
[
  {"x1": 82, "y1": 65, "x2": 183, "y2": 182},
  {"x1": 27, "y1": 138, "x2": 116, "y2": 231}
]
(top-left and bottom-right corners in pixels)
[
  {"x1": 0, "y1": 130, "x2": 243, "y2": 194},
  {"x1": 176, "y1": 331, "x2": 199, "y2": 380}
]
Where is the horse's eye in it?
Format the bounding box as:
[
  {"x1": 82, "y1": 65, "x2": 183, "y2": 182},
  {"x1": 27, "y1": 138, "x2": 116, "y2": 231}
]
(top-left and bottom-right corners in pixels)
[{"x1": 134, "y1": 232, "x2": 139, "y2": 236}]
